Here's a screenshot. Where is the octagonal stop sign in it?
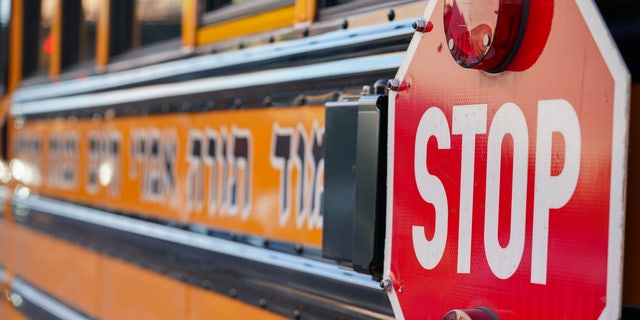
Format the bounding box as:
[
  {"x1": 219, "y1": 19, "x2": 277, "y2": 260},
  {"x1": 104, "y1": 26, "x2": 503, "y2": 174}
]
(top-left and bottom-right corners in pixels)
[{"x1": 385, "y1": 0, "x2": 630, "y2": 319}]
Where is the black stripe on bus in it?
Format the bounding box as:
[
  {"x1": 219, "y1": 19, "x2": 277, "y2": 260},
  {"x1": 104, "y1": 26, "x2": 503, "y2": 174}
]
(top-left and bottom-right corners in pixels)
[{"x1": 13, "y1": 197, "x2": 394, "y2": 320}]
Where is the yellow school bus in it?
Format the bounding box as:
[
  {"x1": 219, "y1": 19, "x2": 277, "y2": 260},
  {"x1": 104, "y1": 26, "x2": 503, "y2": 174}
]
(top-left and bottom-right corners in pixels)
[{"x1": 0, "y1": 0, "x2": 638, "y2": 319}]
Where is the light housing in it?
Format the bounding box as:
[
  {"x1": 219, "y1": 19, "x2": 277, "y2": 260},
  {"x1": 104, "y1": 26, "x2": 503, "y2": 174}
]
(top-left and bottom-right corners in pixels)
[{"x1": 444, "y1": 0, "x2": 529, "y2": 72}]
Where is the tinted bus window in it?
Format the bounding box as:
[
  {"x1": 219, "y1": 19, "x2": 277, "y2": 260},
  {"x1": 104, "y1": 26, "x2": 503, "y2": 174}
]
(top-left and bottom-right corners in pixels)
[
  {"x1": 203, "y1": 0, "x2": 233, "y2": 13},
  {"x1": 60, "y1": 0, "x2": 99, "y2": 70},
  {"x1": 21, "y1": 0, "x2": 54, "y2": 78},
  {"x1": 110, "y1": 0, "x2": 182, "y2": 58},
  {"x1": 80, "y1": 0, "x2": 98, "y2": 63},
  {"x1": 318, "y1": 0, "x2": 352, "y2": 7},
  {"x1": 39, "y1": 0, "x2": 54, "y2": 73},
  {"x1": 200, "y1": 0, "x2": 293, "y2": 27},
  {"x1": 136, "y1": 0, "x2": 182, "y2": 46}
]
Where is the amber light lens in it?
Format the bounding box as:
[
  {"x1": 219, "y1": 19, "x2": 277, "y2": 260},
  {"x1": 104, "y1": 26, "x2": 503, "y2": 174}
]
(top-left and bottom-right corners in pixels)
[{"x1": 444, "y1": 0, "x2": 528, "y2": 72}]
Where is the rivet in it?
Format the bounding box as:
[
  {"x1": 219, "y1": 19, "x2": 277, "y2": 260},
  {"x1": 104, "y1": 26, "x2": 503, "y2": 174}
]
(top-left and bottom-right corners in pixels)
[
  {"x1": 448, "y1": 38, "x2": 455, "y2": 50},
  {"x1": 483, "y1": 34, "x2": 491, "y2": 47},
  {"x1": 387, "y1": 79, "x2": 401, "y2": 91},
  {"x1": 14, "y1": 117, "x2": 24, "y2": 129},
  {"x1": 412, "y1": 19, "x2": 427, "y2": 32},
  {"x1": 388, "y1": 9, "x2": 396, "y2": 21},
  {"x1": 379, "y1": 279, "x2": 393, "y2": 292}
]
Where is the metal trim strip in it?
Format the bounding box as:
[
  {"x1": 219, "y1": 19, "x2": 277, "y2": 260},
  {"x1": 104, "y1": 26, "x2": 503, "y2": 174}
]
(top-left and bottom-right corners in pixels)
[
  {"x1": 11, "y1": 52, "x2": 403, "y2": 116},
  {"x1": 10, "y1": 277, "x2": 93, "y2": 320},
  {"x1": 12, "y1": 19, "x2": 412, "y2": 104},
  {"x1": 13, "y1": 195, "x2": 378, "y2": 290}
]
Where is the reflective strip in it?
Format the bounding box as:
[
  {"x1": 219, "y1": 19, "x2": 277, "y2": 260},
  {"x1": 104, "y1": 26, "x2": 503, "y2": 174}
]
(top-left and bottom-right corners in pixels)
[
  {"x1": 12, "y1": 52, "x2": 403, "y2": 116},
  {"x1": 11, "y1": 278, "x2": 92, "y2": 320},
  {"x1": 14, "y1": 195, "x2": 379, "y2": 290},
  {"x1": 12, "y1": 19, "x2": 412, "y2": 104}
]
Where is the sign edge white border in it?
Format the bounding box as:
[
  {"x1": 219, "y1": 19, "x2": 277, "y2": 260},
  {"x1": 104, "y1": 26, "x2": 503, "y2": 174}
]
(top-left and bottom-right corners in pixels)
[
  {"x1": 575, "y1": 1, "x2": 631, "y2": 319},
  {"x1": 384, "y1": 1, "x2": 439, "y2": 319}
]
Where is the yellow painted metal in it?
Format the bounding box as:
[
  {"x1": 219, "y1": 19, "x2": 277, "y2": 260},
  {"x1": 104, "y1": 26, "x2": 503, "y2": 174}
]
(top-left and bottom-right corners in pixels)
[
  {"x1": 190, "y1": 286, "x2": 288, "y2": 320},
  {"x1": 96, "y1": 0, "x2": 110, "y2": 70},
  {"x1": 8, "y1": 223, "x2": 292, "y2": 319},
  {"x1": 295, "y1": 0, "x2": 316, "y2": 24},
  {"x1": 49, "y1": 0, "x2": 62, "y2": 79},
  {"x1": 11, "y1": 225, "x2": 101, "y2": 316},
  {"x1": 101, "y1": 258, "x2": 187, "y2": 320},
  {"x1": 181, "y1": 0, "x2": 198, "y2": 47},
  {"x1": 196, "y1": 5, "x2": 296, "y2": 46},
  {"x1": 8, "y1": 0, "x2": 22, "y2": 92},
  {"x1": 5, "y1": 308, "x2": 29, "y2": 320},
  {"x1": 11, "y1": 106, "x2": 325, "y2": 247}
]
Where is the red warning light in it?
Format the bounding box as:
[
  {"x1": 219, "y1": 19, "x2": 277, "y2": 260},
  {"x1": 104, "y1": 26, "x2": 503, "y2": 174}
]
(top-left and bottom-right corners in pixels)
[
  {"x1": 444, "y1": 0, "x2": 528, "y2": 72},
  {"x1": 44, "y1": 34, "x2": 53, "y2": 55}
]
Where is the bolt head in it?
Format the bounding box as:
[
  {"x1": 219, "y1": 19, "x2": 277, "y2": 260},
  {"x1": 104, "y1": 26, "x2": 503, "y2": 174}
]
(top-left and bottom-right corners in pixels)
[
  {"x1": 413, "y1": 19, "x2": 427, "y2": 32},
  {"x1": 379, "y1": 279, "x2": 393, "y2": 292},
  {"x1": 387, "y1": 79, "x2": 400, "y2": 91}
]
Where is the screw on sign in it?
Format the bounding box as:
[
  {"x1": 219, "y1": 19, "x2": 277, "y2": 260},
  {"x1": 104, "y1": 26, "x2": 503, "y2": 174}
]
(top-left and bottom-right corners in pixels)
[{"x1": 384, "y1": 0, "x2": 630, "y2": 319}]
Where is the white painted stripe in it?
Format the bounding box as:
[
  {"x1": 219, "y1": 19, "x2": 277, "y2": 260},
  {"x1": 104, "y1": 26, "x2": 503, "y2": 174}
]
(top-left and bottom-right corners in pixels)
[
  {"x1": 384, "y1": 1, "x2": 438, "y2": 319},
  {"x1": 11, "y1": 278, "x2": 91, "y2": 320}
]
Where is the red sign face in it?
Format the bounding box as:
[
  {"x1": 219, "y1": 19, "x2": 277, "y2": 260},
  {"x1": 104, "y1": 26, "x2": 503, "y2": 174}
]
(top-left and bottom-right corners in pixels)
[{"x1": 385, "y1": 1, "x2": 629, "y2": 319}]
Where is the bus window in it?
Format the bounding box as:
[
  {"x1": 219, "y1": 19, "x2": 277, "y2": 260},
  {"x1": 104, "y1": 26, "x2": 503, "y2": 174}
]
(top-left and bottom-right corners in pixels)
[
  {"x1": 109, "y1": 0, "x2": 182, "y2": 59},
  {"x1": 202, "y1": 0, "x2": 234, "y2": 13},
  {"x1": 46, "y1": 0, "x2": 99, "y2": 72},
  {"x1": 21, "y1": 0, "x2": 53, "y2": 79},
  {"x1": 200, "y1": 0, "x2": 293, "y2": 27},
  {"x1": 318, "y1": 0, "x2": 351, "y2": 7},
  {"x1": 80, "y1": 0, "x2": 98, "y2": 64},
  {"x1": 59, "y1": 0, "x2": 99, "y2": 70},
  {"x1": 38, "y1": 0, "x2": 53, "y2": 75},
  {"x1": 0, "y1": 0, "x2": 10, "y2": 96},
  {"x1": 317, "y1": 0, "x2": 403, "y2": 20}
]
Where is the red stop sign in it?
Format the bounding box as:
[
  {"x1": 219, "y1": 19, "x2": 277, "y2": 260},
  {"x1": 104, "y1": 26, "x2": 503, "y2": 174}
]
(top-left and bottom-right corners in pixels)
[{"x1": 385, "y1": 1, "x2": 630, "y2": 319}]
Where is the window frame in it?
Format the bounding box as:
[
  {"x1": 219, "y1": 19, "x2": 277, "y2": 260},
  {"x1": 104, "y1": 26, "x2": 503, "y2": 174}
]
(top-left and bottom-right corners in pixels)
[{"x1": 0, "y1": 0, "x2": 10, "y2": 96}]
